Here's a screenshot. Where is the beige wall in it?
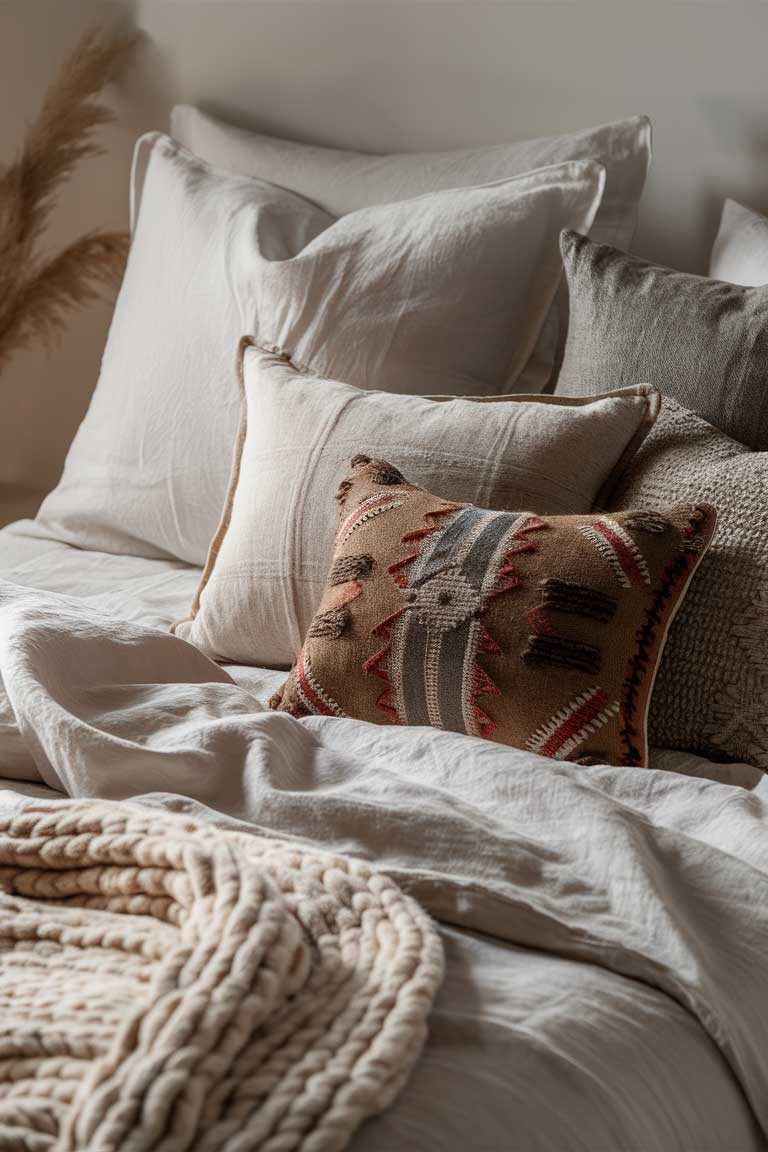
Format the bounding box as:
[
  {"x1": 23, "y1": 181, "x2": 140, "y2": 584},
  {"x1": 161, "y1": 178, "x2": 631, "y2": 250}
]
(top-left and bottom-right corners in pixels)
[
  {"x1": 135, "y1": 0, "x2": 768, "y2": 274},
  {"x1": 0, "y1": 0, "x2": 151, "y2": 524},
  {"x1": 2, "y1": 0, "x2": 768, "y2": 524}
]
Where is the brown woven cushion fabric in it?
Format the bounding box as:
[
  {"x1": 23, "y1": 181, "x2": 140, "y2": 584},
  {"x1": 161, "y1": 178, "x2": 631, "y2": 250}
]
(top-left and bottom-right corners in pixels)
[
  {"x1": 612, "y1": 398, "x2": 768, "y2": 769},
  {"x1": 271, "y1": 456, "x2": 715, "y2": 769},
  {"x1": 555, "y1": 229, "x2": 768, "y2": 450}
]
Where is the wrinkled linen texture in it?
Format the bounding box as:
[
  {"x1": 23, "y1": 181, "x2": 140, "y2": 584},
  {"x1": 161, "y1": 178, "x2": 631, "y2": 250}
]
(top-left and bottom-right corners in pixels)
[{"x1": 0, "y1": 568, "x2": 764, "y2": 1149}]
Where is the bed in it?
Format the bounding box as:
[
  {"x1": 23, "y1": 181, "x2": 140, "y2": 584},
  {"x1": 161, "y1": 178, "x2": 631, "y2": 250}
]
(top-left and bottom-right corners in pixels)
[
  {"x1": 0, "y1": 516, "x2": 766, "y2": 1150},
  {"x1": 3, "y1": 68, "x2": 768, "y2": 1146}
]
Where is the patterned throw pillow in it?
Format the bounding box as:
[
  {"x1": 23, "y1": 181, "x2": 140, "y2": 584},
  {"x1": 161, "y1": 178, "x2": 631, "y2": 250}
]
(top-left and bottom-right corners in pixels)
[
  {"x1": 271, "y1": 457, "x2": 716, "y2": 768},
  {"x1": 612, "y1": 398, "x2": 768, "y2": 769}
]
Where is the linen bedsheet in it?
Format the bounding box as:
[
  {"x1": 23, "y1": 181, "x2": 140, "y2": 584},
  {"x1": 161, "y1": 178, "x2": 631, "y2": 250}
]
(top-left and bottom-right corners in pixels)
[{"x1": 0, "y1": 520, "x2": 765, "y2": 1151}]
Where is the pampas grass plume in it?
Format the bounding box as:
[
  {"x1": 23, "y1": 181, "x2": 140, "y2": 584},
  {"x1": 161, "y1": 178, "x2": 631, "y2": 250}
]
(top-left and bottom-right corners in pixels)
[{"x1": 0, "y1": 24, "x2": 139, "y2": 376}]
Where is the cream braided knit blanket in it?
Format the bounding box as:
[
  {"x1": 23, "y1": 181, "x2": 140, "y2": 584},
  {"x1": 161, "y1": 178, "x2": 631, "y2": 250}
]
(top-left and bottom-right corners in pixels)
[{"x1": 0, "y1": 800, "x2": 443, "y2": 1151}]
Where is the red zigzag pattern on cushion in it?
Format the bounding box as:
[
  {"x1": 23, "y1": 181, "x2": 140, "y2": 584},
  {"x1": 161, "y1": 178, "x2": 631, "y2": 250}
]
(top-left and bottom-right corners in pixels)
[
  {"x1": 388, "y1": 504, "x2": 461, "y2": 588},
  {"x1": 468, "y1": 516, "x2": 549, "y2": 736},
  {"x1": 578, "y1": 517, "x2": 651, "y2": 589},
  {"x1": 363, "y1": 608, "x2": 404, "y2": 723},
  {"x1": 365, "y1": 503, "x2": 462, "y2": 722},
  {"x1": 468, "y1": 650, "x2": 502, "y2": 738},
  {"x1": 335, "y1": 491, "x2": 408, "y2": 548},
  {"x1": 295, "y1": 648, "x2": 348, "y2": 718},
  {"x1": 525, "y1": 686, "x2": 620, "y2": 760}
]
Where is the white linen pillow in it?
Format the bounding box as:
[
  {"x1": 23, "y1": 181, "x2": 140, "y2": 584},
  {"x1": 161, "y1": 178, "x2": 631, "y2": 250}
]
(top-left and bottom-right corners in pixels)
[
  {"x1": 172, "y1": 341, "x2": 660, "y2": 669},
  {"x1": 171, "y1": 105, "x2": 650, "y2": 251},
  {"x1": 38, "y1": 135, "x2": 605, "y2": 564},
  {"x1": 37, "y1": 134, "x2": 332, "y2": 565},
  {"x1": 171, "y1": 106, "x2": 652, "y2": 390},
  {"x1": 241, "y1": 161, "x2": 605, "y2": 397},
  {"x1": 709, "y1": 198, "x2": 768, "y2": 286}
]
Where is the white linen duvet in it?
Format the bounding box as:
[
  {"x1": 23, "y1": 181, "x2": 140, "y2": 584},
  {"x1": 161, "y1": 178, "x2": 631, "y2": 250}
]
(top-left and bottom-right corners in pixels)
[{"x1": 0, "y1": 520, "x2": 765, "y2": 1151}]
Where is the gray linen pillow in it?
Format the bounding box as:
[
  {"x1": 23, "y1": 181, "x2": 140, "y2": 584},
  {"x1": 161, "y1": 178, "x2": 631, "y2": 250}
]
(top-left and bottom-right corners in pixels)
[{"x1": 555, "y1": 230, "x2": 768, "y2": 450}]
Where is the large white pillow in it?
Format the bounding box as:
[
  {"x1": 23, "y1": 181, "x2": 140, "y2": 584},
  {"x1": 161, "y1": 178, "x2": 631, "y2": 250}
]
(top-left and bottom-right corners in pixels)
[
  {"x1": 709, "y1": 198, "x2": 768, "y2": 286},
  {"x1": 240, "y1": 161, "x2": 605, "y2": 397},
  {"x1": 38, "y1": 134, "x2": 330, "y2": 566},
  {"x1": 171, "y1": 106, "x2": 650, "y2": 249},
  {"x1": 37, "y1": 135, "x2": 604, "y2": 564},
  {"x1": 172, "y1": 106, "x2": 652, "y2": 390},
  {"x1": 172, "y1": 341, "x2": 660, "y2": 669}
]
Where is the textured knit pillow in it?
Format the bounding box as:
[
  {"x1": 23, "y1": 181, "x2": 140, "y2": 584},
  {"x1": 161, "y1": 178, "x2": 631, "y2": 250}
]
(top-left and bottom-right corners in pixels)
[
  {"x1": 173, "y1": 343, "x2": 660, "y2": 669},
  {"x1": 555, "y1": 229, "x2": 768, "y2": 450},
  {"x1": 612, "y1": 398, "x2": 768, "y2": 769},
  {"x1": 270, "y1": 456, "x2": 715, "y2": 768}
]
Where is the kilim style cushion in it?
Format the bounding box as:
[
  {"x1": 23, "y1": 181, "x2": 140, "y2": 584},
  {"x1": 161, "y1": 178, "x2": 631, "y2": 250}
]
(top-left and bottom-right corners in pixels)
[{"x1": 270, "y1": 457, "x2": 716, "y2": 768}]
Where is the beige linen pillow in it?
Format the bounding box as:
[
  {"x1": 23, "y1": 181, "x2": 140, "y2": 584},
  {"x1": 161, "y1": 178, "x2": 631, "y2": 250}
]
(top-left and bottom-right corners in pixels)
[{"x1": 173, "y1": 342, "x2": 660, "y2": 668}]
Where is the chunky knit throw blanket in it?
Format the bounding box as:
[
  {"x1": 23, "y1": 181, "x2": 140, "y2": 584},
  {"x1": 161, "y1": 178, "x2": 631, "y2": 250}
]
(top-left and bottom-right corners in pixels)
[{"x1": 0, "y1": 800, "x2": 443, "y2": 1151}]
